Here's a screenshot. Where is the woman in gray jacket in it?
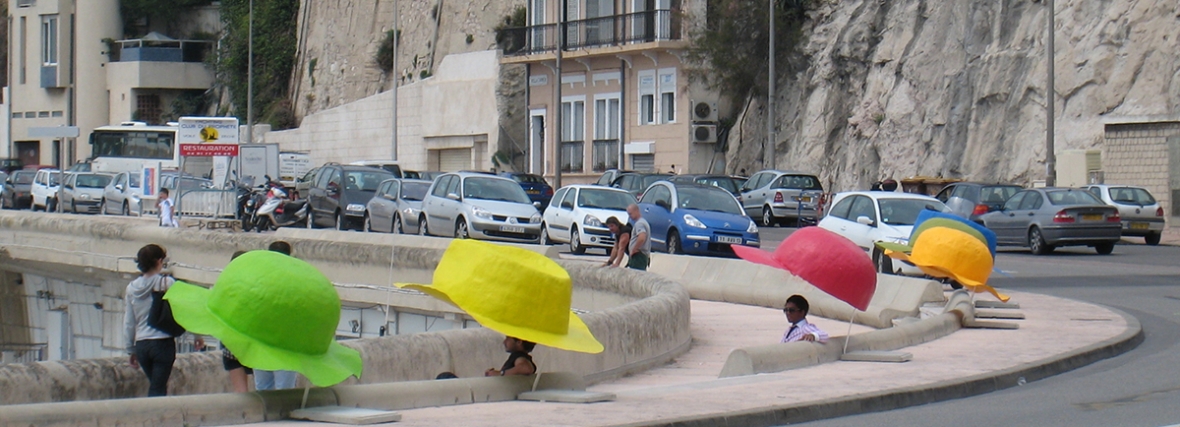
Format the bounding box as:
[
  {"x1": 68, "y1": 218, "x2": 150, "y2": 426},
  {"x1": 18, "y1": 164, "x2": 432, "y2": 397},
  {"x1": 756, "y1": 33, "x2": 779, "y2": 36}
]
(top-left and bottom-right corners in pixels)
[{"x1": 122, "y1": 244, "x2": 175, "y2": 397}]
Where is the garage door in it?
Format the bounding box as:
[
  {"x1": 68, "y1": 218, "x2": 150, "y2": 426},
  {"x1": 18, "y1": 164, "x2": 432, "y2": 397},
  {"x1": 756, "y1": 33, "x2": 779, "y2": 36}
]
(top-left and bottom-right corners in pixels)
[
  {"x1": 437, "y1": 148, "x2": 472, "y2": 172},
  {"x1": 631, "y1": 154, "x2": 655, "y2": 172}
]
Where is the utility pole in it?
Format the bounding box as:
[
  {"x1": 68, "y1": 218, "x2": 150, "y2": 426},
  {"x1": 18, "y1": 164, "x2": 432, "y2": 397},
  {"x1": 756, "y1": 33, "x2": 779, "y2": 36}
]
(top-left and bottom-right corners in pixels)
[
  {"x1": 554, "y1": 0, "x2": 564, "y2": 188},
  {"x1": 1045, "y1": 0, "x2": 1056, "y2": 187},
  {"x1": 766, "y1": 0, "x2": 775, "y2": 170},
  {"x1": 391, "y1": 0, "x2": 399, "y2": 161},
  {"x1": 246, "y1": 0, "x2": 254, "y2": 145}
]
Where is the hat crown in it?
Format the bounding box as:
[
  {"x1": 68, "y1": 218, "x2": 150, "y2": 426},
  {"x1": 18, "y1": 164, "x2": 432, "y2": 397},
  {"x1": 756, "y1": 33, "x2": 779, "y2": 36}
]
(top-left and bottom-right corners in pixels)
[
  {"x1": 207, "y1": 251, "x2": 341, "y2": 356},
  {"x1": 432, "y1": 240, "x2": 571, "y2": 335},
  {"x1": 910, "y1": 227, "x2": 992, "y2": 279}
]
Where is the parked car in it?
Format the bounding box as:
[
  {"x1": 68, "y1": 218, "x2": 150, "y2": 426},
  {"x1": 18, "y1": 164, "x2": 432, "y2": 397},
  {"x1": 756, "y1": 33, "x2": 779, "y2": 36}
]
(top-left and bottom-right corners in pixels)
[
  {"x1": 738, "y1": 170, "x2": 824, "y2": 227},
  {"x1": 610, "y1": 173, "x2": 672, "y2": 198},
  {"x1": 1082, "y1": 184, "x2": 1165, "y2": 245},
  {"x1": 934, "y1": 182, "x2": 1023, "y2": 224},
  {"x1": 102, "y1": 171, "x2": 144, "y2": 216},
  {"x1": 348, "y1": 160, "x2": 403, "y2": 178},
  {"x1": 637, "y1": 181, "x2": 760, "y2": 256},
  {"x1": 0, "y1": 158, "x2": 23, "y2": 174},
  {"x1": 668, "y1": 174, "x2": 744, "y2": 199},
  {"x1": 500, "y1": 172, "x2": 554, "y2": 207},
  {"x1": 364, "y1": 178, "x2": 432, "y2": 234},
  {"x1": 60, "y1": 172, "x2": 115, "y2": 214},
  {"x1": 419, "y1": 172, "x2": 542, "y2": 243},
  {"x1": 306, "y1": 164, "x2": 395, "y2": 230},
  {"x1": 31, "y1": 169, "x2": 62, "y2": 211},
  {"x1": 595, "y1": 169, "x2": 633, "y2": 186},
  {"x1": 293, "y1": 167, "x2": 320, "y2": 200},
  {"x1": 541, "y1": 185, "x2": 636, "y2": 254},
  {"x1": 978, "y1": 188, "x2": 1121, "y2": 255},
  {"x1": 404, "y1": 170, "x2": 445, "y2": 181},
  {"x1": 161, "y1": 174, "x2": 214, "y2": 193},
  {"x1": 2, "y1": 170, "x2": 36, "y2": 209},
  {"x1": 818, "y1": 191, "x2": 951, "y2": 274}
]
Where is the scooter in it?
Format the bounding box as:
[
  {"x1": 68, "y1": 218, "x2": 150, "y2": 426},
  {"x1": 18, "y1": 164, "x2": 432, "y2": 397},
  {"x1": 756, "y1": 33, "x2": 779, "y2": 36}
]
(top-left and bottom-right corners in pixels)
[
  {"x1": 235, "y1": 177, "x2": 257, "y2": 231},
  {"x1": 252, "y1": 184, "x2": 309, "y2": 231}
]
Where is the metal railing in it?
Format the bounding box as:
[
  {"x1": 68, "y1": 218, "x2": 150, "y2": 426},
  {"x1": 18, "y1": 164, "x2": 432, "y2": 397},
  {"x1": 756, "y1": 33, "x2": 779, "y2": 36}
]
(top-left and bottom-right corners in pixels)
[
  {"x1": 1, "y1": 344, "x2": 47, "y2": 365},
  {"x1": 177, "y1": 189, "x2": 238, "y2": 218},
  {"x1": 501, "y1": 9, "x2": 681, "y2": 56}
]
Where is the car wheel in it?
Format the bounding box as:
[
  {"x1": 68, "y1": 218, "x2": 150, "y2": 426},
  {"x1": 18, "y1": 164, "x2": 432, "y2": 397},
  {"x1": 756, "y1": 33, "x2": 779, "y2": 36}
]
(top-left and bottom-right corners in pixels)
[
  {"x1": 306, "y1": 211, "x2": 316, "y2": 229},
  {"x1": 393, "y1": 214, "x2": 403, "y2": 234},
  {"x1": 363, "y1": 214, "x2": 373, "y2": 232},
  {"x1": 122, "y1": 201, "x2": 130, "y2": 216},
  {"x1": 335, "y1": 212, "x2": 347, "y2": 231},
  {"x1": 871, "y1": 247, "x2": 895, "y2": 275},
  {"x1": 667, "y1": 230, "x2": 682, "y2": 255},
  {"x1": 47, "y1": 198, "x2": 56, "y2": 213},
  {"x1": 419, "y1": 216, "x2": 429, "y2": 236},
  {"x1": 1028, "y1": 227, "x2": 1054, "y2": 255},
  {"x1": 1145, "y1": 233, "x2": 1161, "y2": 246},
  {"x1": 762, "y1": 207, "x2": 776, "y2": 227},
  {"x1": 71, "y1": 201, "x2": 77, "y2": 214},
  {"x1": 1094, "y1": 243, "x2": 1115, "y2": 255},
  {"x1": 455, "y1": 218, "x2": 470, "y2": 239},
  {"x1": 539, "y1": 223, "x2": 551, "y2": 245},
  {"x1": 99, "y1": 198, "x2": 107, "y2": 214},
  {"x1": 570, "y1": 227, "x2": 586, "y2": 255}
]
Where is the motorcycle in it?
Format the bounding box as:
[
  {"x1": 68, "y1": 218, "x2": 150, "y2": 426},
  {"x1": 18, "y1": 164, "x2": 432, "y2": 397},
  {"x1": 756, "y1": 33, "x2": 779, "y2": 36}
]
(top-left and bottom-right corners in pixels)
[
  {"x1": 235, "y1": 177, "x2": 258, "y2": 231},
  {"x1": 251, "y1": 177, "x2": 308, "y2": 231}
]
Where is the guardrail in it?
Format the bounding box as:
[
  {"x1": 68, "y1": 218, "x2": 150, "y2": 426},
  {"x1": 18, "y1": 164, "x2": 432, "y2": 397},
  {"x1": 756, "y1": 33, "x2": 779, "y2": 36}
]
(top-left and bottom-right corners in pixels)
[{"x1": 177, "y1": 189, "x2": 237, "y2": 218}]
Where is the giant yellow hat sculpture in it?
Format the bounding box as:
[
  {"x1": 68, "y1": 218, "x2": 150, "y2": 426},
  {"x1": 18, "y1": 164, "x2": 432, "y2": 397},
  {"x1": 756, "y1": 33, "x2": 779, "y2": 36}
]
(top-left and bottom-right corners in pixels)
[
  {"x1": 397, "y1": 239, "x2": 604, "y2": 353},
  {"x1": 882, "y1": 226, "x2": 1010, "y2": 302}
]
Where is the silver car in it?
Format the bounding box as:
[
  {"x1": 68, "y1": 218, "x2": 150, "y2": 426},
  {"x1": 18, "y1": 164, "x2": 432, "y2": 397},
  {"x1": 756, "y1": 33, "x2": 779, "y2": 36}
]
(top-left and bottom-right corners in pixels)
[
  {"x1": 102, "y1": 171, "x2": 144, "y2": 216},
  {"x1": 419, "y1": 172, "x2": 543, "y2": 242},
  {"x1": 979, "y1": 188, "x2": 1121, "y2": 255},
  {"x1": 60, "y1": 172, "x2": 115, "y2": 214},
  {"x1": 365, "y1": 178, "x2": 432, "y2": 234},
  {"x1": 738, "y1": 170, "x2": 824, "y2": 226},
  {"x1": 1083, "y1": 184, "x2": 1165, "y2": 245}
]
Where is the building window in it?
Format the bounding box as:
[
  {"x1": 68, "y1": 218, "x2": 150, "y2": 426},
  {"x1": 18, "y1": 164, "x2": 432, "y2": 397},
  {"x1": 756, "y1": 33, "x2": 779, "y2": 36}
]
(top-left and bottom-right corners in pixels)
[
  {"x1": 51, "y1": 111, "x2": 63, "y2": 117},
  {"x1": 24, "y1": 112, "x2": 35, "y2": 119},
  {"x1": 19, "y1": 17, "x2": 27, "y2": 84},
  {"x1": 593, "y1": 96, "x2": 621, "y2": 172},
  {"x1": 560, "y1": 99, "x2": 585, "y2": 173},
  {"x1": 37, "y1": 111, "x2": 49, "y2": 118},
  {"x1": 658, "y1": 68, "x2": 676, "y2": 124},
  {"x1": 136, "y1": 94, "x2": 162, "y2": 124},
  {"x1": 11, "y1": 112, "x2": 21, "y2": 119},
  {"x1": 41, "y1": 15, "x2": 58, "y2": 66},
  {"x1": 638, "y1": 70, "x2": 655, "y2": 125}
]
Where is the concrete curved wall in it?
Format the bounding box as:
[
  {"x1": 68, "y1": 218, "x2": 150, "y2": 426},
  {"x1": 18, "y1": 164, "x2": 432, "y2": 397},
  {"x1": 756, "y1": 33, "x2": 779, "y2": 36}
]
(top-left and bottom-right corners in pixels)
[{"x1": 0, "y1": 212, "x2": 691, "y2": 405}]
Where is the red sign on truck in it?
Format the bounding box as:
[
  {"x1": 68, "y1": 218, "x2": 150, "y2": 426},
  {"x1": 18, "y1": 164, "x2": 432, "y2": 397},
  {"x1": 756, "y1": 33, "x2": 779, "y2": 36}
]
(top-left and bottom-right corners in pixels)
[{"x1": 179, "y1": 143, "x2": 239, "y2": 157}]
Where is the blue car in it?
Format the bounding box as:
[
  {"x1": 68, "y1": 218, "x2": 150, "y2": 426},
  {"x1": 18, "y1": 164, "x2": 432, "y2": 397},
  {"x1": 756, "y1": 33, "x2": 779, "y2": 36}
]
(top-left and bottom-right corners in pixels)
[
  {"x1": 500, "y1": 172, "x2": 554, "y2": 207},
  {"x1": 637, "y1": 181, "x2": 760, "y2": 256}
]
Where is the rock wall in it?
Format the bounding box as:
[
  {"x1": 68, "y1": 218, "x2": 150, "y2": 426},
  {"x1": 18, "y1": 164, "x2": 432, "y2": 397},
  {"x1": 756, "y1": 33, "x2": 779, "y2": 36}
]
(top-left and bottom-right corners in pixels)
[
  {"x1": 727, "y1": 0, "x2": 1180, "y2": 191},
  {"x1": 290, "y1": 0, "x2": 525, "y2": 119}
]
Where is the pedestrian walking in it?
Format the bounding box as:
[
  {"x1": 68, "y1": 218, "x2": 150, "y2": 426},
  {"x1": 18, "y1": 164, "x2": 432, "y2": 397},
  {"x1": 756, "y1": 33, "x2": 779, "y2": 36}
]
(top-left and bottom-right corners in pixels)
[
  {"x1": 157, "y1": 188, "x2": 178, "y2": 227},
  {"x1": 124, "y1": 244, "x2": 177, "y2": 396}
]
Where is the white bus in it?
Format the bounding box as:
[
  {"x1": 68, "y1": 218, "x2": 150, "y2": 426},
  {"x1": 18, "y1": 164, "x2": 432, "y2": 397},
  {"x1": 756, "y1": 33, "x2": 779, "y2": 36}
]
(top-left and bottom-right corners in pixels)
[{"x1": 89, "y1": 122, "x2": 211, "y2": 176}]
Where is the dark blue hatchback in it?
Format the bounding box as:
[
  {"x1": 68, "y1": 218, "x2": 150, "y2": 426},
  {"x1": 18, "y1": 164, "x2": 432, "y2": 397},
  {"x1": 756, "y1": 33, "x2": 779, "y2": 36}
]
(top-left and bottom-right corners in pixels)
[{"x1": 500, "y1": 172, "x2": 554, "y2": 207}]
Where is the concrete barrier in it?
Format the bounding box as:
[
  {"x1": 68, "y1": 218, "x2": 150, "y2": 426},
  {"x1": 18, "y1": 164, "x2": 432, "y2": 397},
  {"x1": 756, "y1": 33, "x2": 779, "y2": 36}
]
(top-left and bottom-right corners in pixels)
[
  {"x1": 719, "y1": 290, "x2": 976, "y2": 377},
  {"x1": 649, "y1": 253, "x2": 946, "y2": 329},
  {"x1": 0, "y1": 212, "x2": 691, "y2": 407}
]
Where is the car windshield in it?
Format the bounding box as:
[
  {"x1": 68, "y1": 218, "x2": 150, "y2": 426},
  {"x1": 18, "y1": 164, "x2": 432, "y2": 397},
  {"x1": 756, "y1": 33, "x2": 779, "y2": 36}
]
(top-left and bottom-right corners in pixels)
[
  {"x1": 694, "y1": 177, "x2": 740, "y2": 193},
  {"x1": 1109, "y1": 187, "x2": 1156, "y2": 205},
  {"x1": 776, "y1": 175, "x2": 822, "y2": 190},
  {"x1": 511, "y1": 174, "x2": 548, "y2": 184},
  {"x1": 1047, "y1": 190, "x2": 1102, "y2": 206},
  {"x1": 578, "y1": 189, "x2": 636, "y2": 210},
  {"x1": 641, "y1": 174, "x2": 672, "y2": 188},
  {"x1": 676, "y1": 186, "x2": 743, "y2": 215},
  {"x1": 878, "y1": 198, "x2": 951, "y2": 226},
  {"x1": 981, "y1": 185, "x2": 1021, "y2": 204},
  {"x1": 49, "y1": 172, "x2": 61, "y2": 186},
  {"x1": 463, "y1": 177, "x2": 531, "y2": 204},
  {"x1": 76, "y1": 174, "x2": 113, "y2": 188},
  {"x1": 14, "y1": 172, "x2": 34, "y2": 184},
  {"x1": 401, "y1": 182, "x2": 431, "y2": 201},
  {"x1": 345, "y1": 170, "x2": 394, "y2": 192}
]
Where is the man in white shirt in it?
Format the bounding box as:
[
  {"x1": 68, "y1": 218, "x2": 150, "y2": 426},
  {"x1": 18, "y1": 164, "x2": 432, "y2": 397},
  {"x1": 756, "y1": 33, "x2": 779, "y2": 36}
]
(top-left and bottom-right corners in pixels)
[
  {"x1": 781, "y1": 294, "x2": 829, "y2": 343},
  {"x1": 157, "y1": 188, "x2": 178, "y2": 227}
]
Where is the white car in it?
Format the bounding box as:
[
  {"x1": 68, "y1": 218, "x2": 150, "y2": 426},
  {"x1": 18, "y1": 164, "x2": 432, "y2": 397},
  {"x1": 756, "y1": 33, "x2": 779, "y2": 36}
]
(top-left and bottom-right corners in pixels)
[
  {"x1": 541, "y1": 185, "x2": 636, "y2": 254},
  {"x1": 1082, "y1": 184, "x2": 1165, "y2": 245},
  {"x1": 818, "y1": 191, "x2": 951, "y2": 275},
  {"x1": 31, "y1": 169, "x2": 63, "y2": 211}
]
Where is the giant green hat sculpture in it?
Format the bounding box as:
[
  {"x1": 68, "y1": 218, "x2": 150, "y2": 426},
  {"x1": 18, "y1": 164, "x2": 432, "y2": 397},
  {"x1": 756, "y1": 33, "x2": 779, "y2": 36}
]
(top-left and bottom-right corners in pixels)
[{"x1": 165, "y1": 250, "x2": 363, "y2": 387}]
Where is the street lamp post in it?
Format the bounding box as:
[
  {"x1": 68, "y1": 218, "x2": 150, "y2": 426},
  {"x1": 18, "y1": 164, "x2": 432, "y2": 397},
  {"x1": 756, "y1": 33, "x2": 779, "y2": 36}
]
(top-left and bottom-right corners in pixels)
[
  {"x1": 1045, "y1": 0, "x2": 1056, "y2": 187},
  {"x1": 391, "y1": 0, "x2": 399, "y2": 161},
  {"x1": 246, "y1": 0, "x2": 254, "y2": 145},
  {"x1": 766, "y1": 0, "x2": 775, "y2": 170},
  {"x1": 554, "y1": 0, "x2": 564, "y2": 188}
]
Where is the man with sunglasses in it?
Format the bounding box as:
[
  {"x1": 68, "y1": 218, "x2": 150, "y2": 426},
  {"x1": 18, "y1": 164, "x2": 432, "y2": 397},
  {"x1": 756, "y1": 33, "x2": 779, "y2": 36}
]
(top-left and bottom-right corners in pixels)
[{"x1": 781, "y1": 295, "x2": 828, "y2": 343}]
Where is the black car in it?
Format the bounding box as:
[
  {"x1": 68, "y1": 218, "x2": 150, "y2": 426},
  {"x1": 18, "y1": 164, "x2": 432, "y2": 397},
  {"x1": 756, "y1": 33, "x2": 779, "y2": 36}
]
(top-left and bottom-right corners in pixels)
[
  {"x1": 667, "y1": 174, "x2": 744, "y2": 200},
  {"x1": 610, "y1": 173, "x2": 672, "y2": 198},
  {"x1": 2, "y1": 170, "x2": 35, "y2": 209},
  {"x1": 934, "y1": 182, "x2": 1024, "y2": 223},
  {"x1": 305, "y1": 164, "x2": 395, "y2": 230}
]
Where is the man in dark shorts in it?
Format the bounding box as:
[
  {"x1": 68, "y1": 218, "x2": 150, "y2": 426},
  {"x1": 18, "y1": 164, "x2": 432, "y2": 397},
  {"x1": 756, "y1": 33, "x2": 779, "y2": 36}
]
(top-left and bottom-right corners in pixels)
[
  {"x1": 603, "y1": 217, "x2": 632, "y2": 268},
  {"x1": 626, "y1": 204, "x2": 651, "y2": 270},
  {"x1": 484, "y1": 336, "x2": 536, "y2": 377}
]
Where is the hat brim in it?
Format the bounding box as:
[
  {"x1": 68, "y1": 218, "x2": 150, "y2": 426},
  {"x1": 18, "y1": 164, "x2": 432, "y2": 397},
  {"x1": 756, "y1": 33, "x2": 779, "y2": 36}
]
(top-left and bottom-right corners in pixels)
[
  {"x1": 165, "y1": 281, "x2": 364, "y2": 387},
  {"x1": 731, "y1": 245, "x2": 787, "y2": 270},
  {"x1": 876, "y1": 241, "x2": 913, "y2": 256},
  {"x1": 397, "y1": 283, "x2": 604, "y2": 354}
]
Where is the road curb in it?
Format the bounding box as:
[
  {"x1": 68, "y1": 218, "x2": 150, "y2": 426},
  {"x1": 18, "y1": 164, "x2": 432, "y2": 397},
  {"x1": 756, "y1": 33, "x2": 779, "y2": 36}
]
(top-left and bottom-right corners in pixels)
[{"x1": 612, "y1": 304, "x2": 1144, "y2": 427}]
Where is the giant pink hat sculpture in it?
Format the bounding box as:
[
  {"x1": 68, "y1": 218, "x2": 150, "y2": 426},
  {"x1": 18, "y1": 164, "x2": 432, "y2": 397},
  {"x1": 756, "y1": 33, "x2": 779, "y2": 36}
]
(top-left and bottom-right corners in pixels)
[{"x1": 731, "y1": 227, "x2": 877, "y2": 311}]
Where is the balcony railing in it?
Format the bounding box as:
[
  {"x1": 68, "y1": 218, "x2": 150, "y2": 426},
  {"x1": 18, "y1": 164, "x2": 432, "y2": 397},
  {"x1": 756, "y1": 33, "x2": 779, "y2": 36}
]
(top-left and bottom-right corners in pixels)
[
  {"x1": 501, "y1": 9, "x2": 681, "y2": 56},
  {"x1": 112, "y1": 38, "x2": 213, "y2": 63}
]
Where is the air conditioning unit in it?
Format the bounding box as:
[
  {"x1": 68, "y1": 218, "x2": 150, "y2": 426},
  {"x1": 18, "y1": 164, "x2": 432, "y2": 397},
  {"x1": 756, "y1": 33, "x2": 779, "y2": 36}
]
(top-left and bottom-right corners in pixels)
[
  {"x1": 691, "y1": 100, "x2": 718, "y2": 122},
  {"x1": 692, "y1": 124, "x2": 718, "y2": 143}
]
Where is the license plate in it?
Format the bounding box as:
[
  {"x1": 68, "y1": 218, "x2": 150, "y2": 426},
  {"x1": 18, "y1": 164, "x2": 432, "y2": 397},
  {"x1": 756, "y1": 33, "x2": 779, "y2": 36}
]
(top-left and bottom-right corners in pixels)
[
  {"x1": 526, "y1": 190, "x2": 540, "y2": 194},
  {"x1": 500, "y1": 225, "x2": 525, "y2": 233},
  {"x1": 800, "y1": 196, "x2": 811, "y2": 203},
  {"x1": 716, "y1": 236, "x2": 743, "y2": 244},
  {"x1": 1130, "y1": 222, "x2": 1149, "y2": 230},
  {"x1": 1081, "y1": 214, "x2": 1103, "y2": 221}
]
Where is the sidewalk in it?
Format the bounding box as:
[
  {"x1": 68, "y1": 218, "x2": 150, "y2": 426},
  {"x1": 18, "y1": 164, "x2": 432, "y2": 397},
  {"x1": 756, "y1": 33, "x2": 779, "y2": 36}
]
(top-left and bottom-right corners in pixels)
[{"x1": 235, "y1": 289, "x2": 1140, "y2": 427}]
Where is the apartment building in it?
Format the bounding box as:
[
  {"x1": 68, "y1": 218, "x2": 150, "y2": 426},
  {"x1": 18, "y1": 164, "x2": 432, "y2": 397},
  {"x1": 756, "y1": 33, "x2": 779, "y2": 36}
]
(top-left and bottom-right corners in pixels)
[
  {"x1": 502, "y1": 0, "x2": 722, "y2": 185},
  {"x1": 6, "y1": 0, "x2": 216, "y2": 167}
]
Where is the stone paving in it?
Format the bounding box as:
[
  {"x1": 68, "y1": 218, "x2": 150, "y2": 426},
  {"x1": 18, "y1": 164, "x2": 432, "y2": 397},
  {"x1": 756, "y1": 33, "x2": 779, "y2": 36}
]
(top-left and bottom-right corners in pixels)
[{"x1": 232, "y1": 289, "x2": 1133, "y2": 427}]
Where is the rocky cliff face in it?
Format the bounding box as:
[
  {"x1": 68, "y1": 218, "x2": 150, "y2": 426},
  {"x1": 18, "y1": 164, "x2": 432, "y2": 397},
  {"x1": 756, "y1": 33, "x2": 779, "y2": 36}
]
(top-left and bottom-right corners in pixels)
[
  {"x1": 727, "y1": 0, "x2": 1180, "y2": 191},
  {"x1": 290, "y1": 0, "x2": 525, "y2": 118}
]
